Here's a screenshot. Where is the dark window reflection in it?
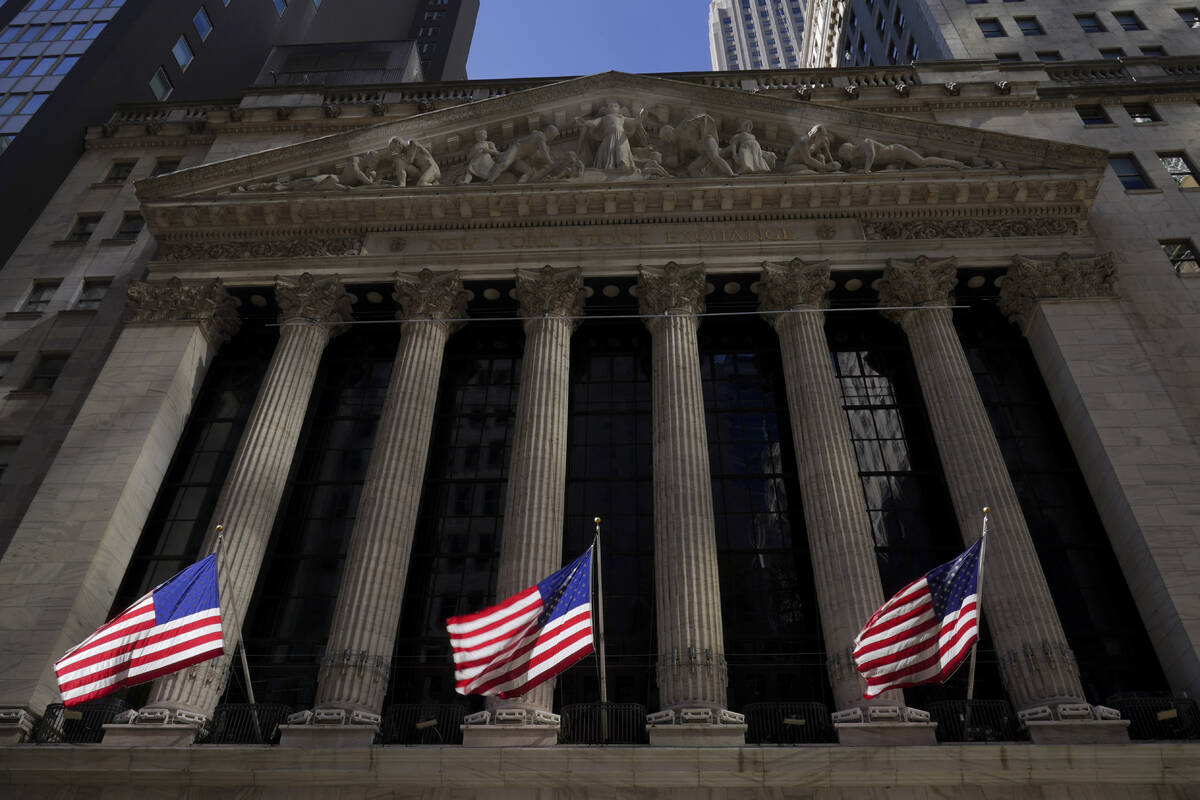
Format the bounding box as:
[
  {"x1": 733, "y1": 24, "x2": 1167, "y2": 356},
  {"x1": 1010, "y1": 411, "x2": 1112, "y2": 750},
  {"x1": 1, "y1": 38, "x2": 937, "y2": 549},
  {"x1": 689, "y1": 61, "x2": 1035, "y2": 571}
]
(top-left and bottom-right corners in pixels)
[
  {"x1": 559, "y1": 320, "x2": 655, "y2": 710},
  {"x1": 700, "y1": 316, "x2": 829, "y2": 710},
  {"x1": 956, "y1": 303, "x2": 1168, "y2": 702},
  {"x1": 827, "y1": 310, "x2": 1004, "y2": 705},
  {"x1": 388, "y1": 322, "x2": 521, "y2": 708},
  {"x1": 237, "y1": 326, "x2": 399, "y2": 707}
]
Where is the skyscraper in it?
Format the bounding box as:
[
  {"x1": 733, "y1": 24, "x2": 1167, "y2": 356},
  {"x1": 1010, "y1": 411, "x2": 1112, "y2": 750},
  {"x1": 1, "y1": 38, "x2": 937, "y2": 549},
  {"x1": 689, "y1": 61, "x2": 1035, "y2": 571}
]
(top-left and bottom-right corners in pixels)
[{"x1": 708, "y1": 0, "x2": 806, "y2": 70}]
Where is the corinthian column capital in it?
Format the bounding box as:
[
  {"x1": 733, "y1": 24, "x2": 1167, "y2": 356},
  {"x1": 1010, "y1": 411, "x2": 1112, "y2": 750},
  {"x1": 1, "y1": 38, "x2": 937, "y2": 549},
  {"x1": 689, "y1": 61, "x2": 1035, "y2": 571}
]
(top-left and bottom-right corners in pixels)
[
  {"x1": 637, "y1": 262, "x2": 706, "y2": 330},
  {"x1": 275, "y1": 273, "x2": 354, "y2": 333},
  {"x1": 759, "y1": 259, "x2": 834, "y2": 322},
  {"x1": 998, "y1": 252, "x2": 1117, "y2": 329},
  {"x1": 126, "y1": 277, "x2": 241, "y2": 345},
  {"x1": 515, "y1": 266, "x2": 585, "y2": 328},
  {"x1": 393, "y1": 269, "x2": 469, "y2": 332},
  {"x1": 878, "y1": 255, "x2": 958, "y2": 330}
]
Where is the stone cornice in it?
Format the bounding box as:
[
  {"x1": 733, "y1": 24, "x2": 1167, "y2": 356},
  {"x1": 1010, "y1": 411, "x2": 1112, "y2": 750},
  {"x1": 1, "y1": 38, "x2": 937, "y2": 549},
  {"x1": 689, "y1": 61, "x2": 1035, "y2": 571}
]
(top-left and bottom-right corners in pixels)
[{"x1": 997, "y1": 252, "x2": 1118, "y2": 328}]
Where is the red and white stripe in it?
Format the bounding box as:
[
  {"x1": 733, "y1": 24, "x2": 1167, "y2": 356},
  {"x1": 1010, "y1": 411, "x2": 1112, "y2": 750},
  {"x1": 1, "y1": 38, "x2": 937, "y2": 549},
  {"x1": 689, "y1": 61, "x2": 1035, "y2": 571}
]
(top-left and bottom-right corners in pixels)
[
  {"x1": 55, "y1": 594, "x2": 224, "y2": 706},
  {"x1": 853, "y1": 577, "x2": 979, "y2": 698},
  {"x1": 447, "y1": 587, "x2": 594, "y2": 698}
]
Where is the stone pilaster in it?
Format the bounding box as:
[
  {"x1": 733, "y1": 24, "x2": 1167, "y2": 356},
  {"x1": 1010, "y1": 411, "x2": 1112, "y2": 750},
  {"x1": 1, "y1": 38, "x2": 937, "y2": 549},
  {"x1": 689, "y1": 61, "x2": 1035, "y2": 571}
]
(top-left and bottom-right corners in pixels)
[
  {"x1": 488, "y1": 266, "x2": 585, "y2": 718},
  {"x1": 138, "y1": 273, "x2": 352, "y2": 726},
  {"x1": 638, "y1": 263, "x2": 728, "y2": 715},
  {"x1": 306, "y1": 270, "x2": 468, "y2": 727},
  {"x1": 997, "y1": 252, "x2": 1117, "y2": 332},
  {"x1": 878, "y1": 256, "x2": 1087, "y2": 713},
  {"x1": 0, "y1": 280, "x2": 237, "y2": 741},
  {"x1": 758, "y1": 259, "x2": 903, "y2": 713}
]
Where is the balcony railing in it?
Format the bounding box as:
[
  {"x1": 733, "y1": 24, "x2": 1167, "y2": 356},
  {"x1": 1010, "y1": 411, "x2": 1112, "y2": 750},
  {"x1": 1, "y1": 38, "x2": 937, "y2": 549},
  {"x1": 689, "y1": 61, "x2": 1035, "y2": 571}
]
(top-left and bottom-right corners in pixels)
[
  {"x1": 744, "y1": 701, "x2": 835, "y2": 744},
  {"x1": 927, "y1": 699, "x2": 1025, "y2": 742},
  {"x1": 31, "y1": 699, "x2": 128, "y2": 743},
  {"x1": 382, "y1": 703, "x2": 466, "y2": 745},
  {"x1": 1107, "y1": 696, "x2": 1200, "y2": 741},
  {"x1": 200, "y1": 703, "x2": 293, "y2": 745},
  {"x1": 559, "y1": 702, "x2": 649, "y2": 745}
]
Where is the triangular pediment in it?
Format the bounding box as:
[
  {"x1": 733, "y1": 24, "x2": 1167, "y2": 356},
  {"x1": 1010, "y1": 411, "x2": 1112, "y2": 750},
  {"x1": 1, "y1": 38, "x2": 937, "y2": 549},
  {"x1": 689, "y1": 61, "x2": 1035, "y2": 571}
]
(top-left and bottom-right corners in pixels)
[{"x1": 136, "y1": 71, "x2": 1108, "y2": 266}]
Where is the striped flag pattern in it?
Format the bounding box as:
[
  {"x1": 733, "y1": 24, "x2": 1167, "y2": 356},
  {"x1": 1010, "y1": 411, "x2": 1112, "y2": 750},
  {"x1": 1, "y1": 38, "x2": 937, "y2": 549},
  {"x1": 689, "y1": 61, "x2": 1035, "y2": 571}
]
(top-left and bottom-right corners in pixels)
[
  {"x1": 55, "y1": 554, "x2": 224, "y2": 707},
  {"x1": 447, "y1": 546, "x2": 594, "y2": 698},
  {"x1": 853, "y1": 539, "x2": 983, "y2": 698}
]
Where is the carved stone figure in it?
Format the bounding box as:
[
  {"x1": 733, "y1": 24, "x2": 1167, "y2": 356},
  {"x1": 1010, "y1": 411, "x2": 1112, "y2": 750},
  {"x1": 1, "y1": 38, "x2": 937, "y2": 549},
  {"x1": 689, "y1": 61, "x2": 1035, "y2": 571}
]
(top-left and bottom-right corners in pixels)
[
  {"x1": 390, "y1": 137, "x2": 441, "y2": 186},
  {"x1": 459, "y1": 128, "x2": 500, "y2": 184},
  {"x1": 638, "y1": 158, "x2": 673, "y2": 179},
  {"x1": 238, "y1": 150, "x2": 381, "y2": 192},
  {"x1": 486, "y1": 125, "x2": 560, "y2": 184},
  {"x1": 784, "y1": 124, "x2": 841, "y2": 174},
  {"x1": 525, "y1": 149, "x2": 585, "y2": 183},
  {"x1": 725, "y1": 120, "x2": 777, "y2": 174},
  {"x1": 658, "y1": 113, "x2": 734, "y2": 178},
  {"x1": 575, "y1": 102, "x2": 648, "y2": 171},
  {"x1": 835, "y1": 138, "x2": 967, "y2": 173}
]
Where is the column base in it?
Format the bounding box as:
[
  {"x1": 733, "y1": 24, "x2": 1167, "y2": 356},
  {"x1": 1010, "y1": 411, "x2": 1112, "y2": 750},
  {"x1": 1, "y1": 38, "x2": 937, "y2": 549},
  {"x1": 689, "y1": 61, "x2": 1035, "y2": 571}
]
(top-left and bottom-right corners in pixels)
[
  {"x1": 0, "y1": 708, "x2": 36, "y2": 743},
  {"x1": 1025, "y1": 719, "x2": 1130, "y2": 744},
  {"x1": 461, "y1": 724, "x2": 559, "y2": 747},
  {"x1": 101, "y1": 724, "x2": 200, "y2": 746},
  {"x1": 647, "y1": 724, "x2": 747, "y2": 746},
  {"x1": 835, "y1": 722, "x2": 939, "y2": 746},
  {"x1": 277, "y1": 724, "x2": 379, "y2": 748}
]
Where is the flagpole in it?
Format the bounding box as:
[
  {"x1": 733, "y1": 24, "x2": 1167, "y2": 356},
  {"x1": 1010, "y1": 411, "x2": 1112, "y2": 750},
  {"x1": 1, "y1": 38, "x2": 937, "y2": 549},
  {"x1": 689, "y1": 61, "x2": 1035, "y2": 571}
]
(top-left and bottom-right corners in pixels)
[
  {"x1": 593, "y1": 517, "x2": 608, "y2": 707},
  {"x1": 214, "y1": 524, "x2": 263, "y2": 741},
  {"x1": 963, "y1": 507, "x2": 990, "y2": 739}
]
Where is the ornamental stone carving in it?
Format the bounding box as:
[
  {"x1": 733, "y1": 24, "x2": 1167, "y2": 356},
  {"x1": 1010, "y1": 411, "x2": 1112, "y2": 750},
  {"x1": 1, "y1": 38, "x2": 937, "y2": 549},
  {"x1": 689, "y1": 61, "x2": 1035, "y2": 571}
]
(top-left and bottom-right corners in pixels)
[
  {"x1": 637, "y1": 262, "x2": 706, "y2": 318},
  {"x1": 863, "y1": 218, "x2": 1080, "y2": 240},
  {"x1": 877, "y1": 255, "x2": 958, "y2": 327},
  {"x1": 393, "y1": 269, "x2": 469, "y2": 331},
  {"x1": 275, "y1": 273, "x2": 354, "y2": 332},
  {"x1": 997, "y1": 252, "x2": 1117, "y2": 327},
  {"x1": 758, "y1": 259, "x2": 834, "y2": 318},
  {"x1": 486, "y1": 125, "x2": 560, "y2": 184},
  {"x1": 126, "y1": 277, "x2": 241, "y2": 345},
  {"x1": 574, "y1": 102, "x2": 648, "y2": 171},
  {"x1": 161, "y1": 238, "x2": 363, "y2": 261},
  {"x1": 515, "y1": 266, "x2": 586, "y2": 324}
]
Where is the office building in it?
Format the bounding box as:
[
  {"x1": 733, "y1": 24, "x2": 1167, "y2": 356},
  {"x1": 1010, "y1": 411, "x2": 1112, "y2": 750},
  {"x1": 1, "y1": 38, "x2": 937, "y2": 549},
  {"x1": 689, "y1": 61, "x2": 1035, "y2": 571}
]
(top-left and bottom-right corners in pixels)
[
  {"x1": 0, "y1": 0, "x2": 478, "y2": 272},
  {"x1": 709, "y1": 0, "x2": 806, "y2": 70},
  {"x1": 0, "y1": 7, "x2": 1197, "y2": 797}
]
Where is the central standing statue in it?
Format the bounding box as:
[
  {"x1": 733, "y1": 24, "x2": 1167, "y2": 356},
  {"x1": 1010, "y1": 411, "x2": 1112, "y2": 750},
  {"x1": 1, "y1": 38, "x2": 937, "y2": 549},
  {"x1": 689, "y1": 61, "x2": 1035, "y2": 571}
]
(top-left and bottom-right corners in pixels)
[{"x1": 574, "y1": 101, "x2": 648, "y2": 171}]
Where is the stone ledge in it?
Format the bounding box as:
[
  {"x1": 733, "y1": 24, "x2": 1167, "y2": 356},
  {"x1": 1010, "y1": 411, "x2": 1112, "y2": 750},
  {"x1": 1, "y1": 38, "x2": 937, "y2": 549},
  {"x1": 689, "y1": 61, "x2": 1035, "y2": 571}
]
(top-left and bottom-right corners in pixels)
[
  {"x1": 101, "y1": 723, "x2": 200, "y2": 747},
  {"x1": 1025, "y1": 718, "x2": 1131, "y2": 744},
  {"x1": 277, "y1": 723, "x2": 379, "y2": 748},
  {"x1": 647, "y1": 723, "x2": 747, "y2": 746},
  {"x1": 835, "y1": 721, "x2": 939, "y2": 746},
  {"x1": 461, "y1": 724, "x2": 559, "y2": 747}
]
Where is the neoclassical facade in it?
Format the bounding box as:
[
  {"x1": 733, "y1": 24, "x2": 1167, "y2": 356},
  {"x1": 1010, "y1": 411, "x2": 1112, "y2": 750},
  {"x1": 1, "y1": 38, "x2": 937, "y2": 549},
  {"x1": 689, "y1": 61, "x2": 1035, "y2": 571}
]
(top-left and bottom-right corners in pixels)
[{"x1": 0, "y1": 67, "x2": 1199, "y2": 796}]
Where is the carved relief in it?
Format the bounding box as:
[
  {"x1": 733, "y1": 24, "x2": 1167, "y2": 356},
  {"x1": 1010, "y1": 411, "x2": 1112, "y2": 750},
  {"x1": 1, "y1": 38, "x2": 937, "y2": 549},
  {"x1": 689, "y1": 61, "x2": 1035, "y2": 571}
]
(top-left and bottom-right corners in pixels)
[
  {"x1": 637, "y1": 262, "x2": 706, "y2": 317},
  {"x1": 758, "y1": 259, "x2": 835, "y2": 319},
  {"x1": 161, "y1": 238, "x2": 363, "y2": 261},
  {"x1": 486, "y1": 125, "x2": 560, "y2": 184},
  {"x1": 515, "y1": 266, "x2": 586, "y2": 323},
  {"x1": 863, "y1": 218, "x2": 1080, "y2": 240},
  {"x1": 393, "y1": 269, "x2": 469, "y2": 331},
  {"x1": 575, "y1": 102, "x2": 649, "y2": 171},
  {"x1": 997, "y1": 252, "x2": 1117, "y2": 326},
  {"x1": 459, "y1": 128, "x2": 500, "y2": 184},
  {"x1": 126, "y1": 277, "x2": 241, "y2": 345},
  {"x1": 877, "y1": 255, "x2": 959, "y2": 311},
  {"x1": 275, "y1": 273, "x2": 354, "y2": 328},
  {"x1": 725, "y1": 120, "x2": 777, "y2": 174},
  {"x1": 659, "y1": 113, "x2": 735, "y2": 178}
]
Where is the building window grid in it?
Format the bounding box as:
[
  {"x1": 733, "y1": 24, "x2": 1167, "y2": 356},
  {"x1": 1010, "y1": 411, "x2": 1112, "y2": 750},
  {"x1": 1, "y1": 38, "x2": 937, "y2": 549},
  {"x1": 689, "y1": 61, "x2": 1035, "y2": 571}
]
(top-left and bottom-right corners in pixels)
[
  {"x1": 1178, "y1": 7, "x2": 1200, "y2": 28},
  {"x1": 1015, "y1": 16, "x2": 1044, "y2": 35},
  {"x1": 1077, "y1": 105, "x2": 1111, "y2": 125},
  {"x1": 103, "y1": 160, "x2": 135, "y2": 183},
  {"x1": 113, "y1": 213, "x2": 144, "y2": 240},
  {"x1": 1158, "y1": 152, "x2": 1200, "y2": 188},
  {"x1": 21, "y1": 280, "x2": 60, "y2": 313},
  {"x1": 192, "y1": 7, "x2": 212, "y2": 40},
  {"x1": 977, "y1": 18, "x2": 1006, "y2": 37},
  {"x1": 1125, "y1": 103, "x2": 1161, "y2": 123},
  {"x1": 1161, "y1": 240, "x2": 1200, "y2": 274},
  {"x1": 1109, "y1": 155, "x2": 1153, "y2": 190},
  {"x1": 74, "y1": 278, "x2": 109, "y2": 310},
  {"x1": 25, "y1": 353, "x2": 68, "y2": 391},
  {"x1": 67, "y1": 214, "x2": 101, "y2": 242},
  {"x1": 1112, "y1": 11, "x2": 1145, "y2": 31},
  {"x1": 1076, "y1": 13, "x2": 1106, "y2": 33},
  {"x1": 1099, "y1": 47, "x2": 1125, "y2": 60}
]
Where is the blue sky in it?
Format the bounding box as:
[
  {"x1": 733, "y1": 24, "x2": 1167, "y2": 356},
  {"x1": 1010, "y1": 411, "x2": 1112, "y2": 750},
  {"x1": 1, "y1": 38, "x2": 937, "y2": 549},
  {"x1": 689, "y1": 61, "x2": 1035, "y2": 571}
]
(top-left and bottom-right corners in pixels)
[{"x1": 465, "y1": 1, "x2": 713, "y2": 80}]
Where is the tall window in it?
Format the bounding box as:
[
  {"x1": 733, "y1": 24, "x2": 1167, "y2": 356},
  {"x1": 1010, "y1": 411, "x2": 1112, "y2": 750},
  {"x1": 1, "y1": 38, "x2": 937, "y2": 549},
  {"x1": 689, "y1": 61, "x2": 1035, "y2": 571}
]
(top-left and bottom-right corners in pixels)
[
  {"x1": 192, "y1": 7, "x2": 212, "y2": 40},
  {"x1": 1178, "y1": 7, "x2": 1200, "y2": 28},
  {"x1": 171, "y1": 35, "x2": 193, "y2": 70},
  {"x1": 26, "y1": 354, "x2": 68, "y2": 391},
  {"x1": 1075, "y1": 13, "x2": 1105, "y2": 32},
  {"x1": 67, "y1": 214, "x2": 102, "y2": 242},
  {"x1": 149, "y1": 66, "x2": 173, "y2": 101},
  {"x1": 1125, "y1": 102, "x2": 1161, "y2": 123},
  {"x1": 74, "y1": 278, "x2": 110, "y2": 310},
  {"x1": 21, "y1": 280, "x2": 60, "y2": 312},
  {"x1": 1015, "y1": 16, "x2": 1044, "y2": 35},
  {"x1": 1112, "y1": 10, "x2": 1145, "y2": 30},
  {"x1": 977, "y1": 18, "x2": 1006, "y2": 37},
  {"x1": 1158, "y1": 152, "x2": 1200, "y2": 187},
  {"x1": 272, "y1": 0, "x2": 286, "y2": 15},
  {"x1": 104, "y1": 160, "x2": 136, "y2": 183},
  {"x1": 1109, "y1": 155, "x2": 1152, "y2": 189},
  {"x1": 390, "y1": 319, "x2": 521, "y2": 709},
  {"x1": 1161, "y1": 239, "x2": 1200, "y2": 274}
]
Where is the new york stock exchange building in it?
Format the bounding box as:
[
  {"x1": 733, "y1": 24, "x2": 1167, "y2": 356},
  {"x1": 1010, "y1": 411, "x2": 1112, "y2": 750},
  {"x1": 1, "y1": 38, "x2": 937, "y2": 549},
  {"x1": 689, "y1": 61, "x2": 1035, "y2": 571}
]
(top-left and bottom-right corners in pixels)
[{"x1": 2, "y1": 62, "x2": 1200, "y2": 798}]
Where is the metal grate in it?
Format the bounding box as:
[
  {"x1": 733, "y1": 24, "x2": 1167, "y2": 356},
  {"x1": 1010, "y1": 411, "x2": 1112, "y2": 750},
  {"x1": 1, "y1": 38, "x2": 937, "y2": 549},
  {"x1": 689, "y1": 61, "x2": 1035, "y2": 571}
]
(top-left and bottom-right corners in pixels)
[
  {"x1": 1107, "y1": 696, "x2": 1200, "y2": 741},
  {"x1": 31, "y1": 699, "x2": 128, "y2": 743},
  {"x1": 743, "y1": 702, "x2": 834, "y2": 744},
  {"x1": 382, "y1": 704, "x2": 466, "y2": 745},
  {"x1": 559, "y1": 702, "x2": 648, "y2": 745},
  {"x1": 201, "y1": 703, "x2": 292, "y2": 744},
  {"x1": 927, "y1": 699, "x2": 1024, "y2": 742}
]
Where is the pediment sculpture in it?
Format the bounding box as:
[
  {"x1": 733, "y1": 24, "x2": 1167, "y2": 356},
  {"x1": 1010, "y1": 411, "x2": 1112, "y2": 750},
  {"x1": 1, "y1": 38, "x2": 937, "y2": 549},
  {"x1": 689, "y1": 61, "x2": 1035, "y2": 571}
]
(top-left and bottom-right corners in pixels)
[{"x1": 228, "y1": 103, "x2": 1005, "y2": 193}]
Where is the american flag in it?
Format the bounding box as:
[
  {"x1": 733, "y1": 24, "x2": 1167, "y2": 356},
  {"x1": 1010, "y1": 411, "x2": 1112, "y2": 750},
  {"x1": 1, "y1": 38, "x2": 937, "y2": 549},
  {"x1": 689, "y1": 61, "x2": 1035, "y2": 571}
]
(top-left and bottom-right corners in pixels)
[
  {"x1": 853, "y1": 539, "x2": 983, "y2": 698},
  {"x1": 447, "y1": 546, "x2": 594, "y2": 698},
  {"x1": 55, "y1": 555, "x2": 224, "y2": 707}
]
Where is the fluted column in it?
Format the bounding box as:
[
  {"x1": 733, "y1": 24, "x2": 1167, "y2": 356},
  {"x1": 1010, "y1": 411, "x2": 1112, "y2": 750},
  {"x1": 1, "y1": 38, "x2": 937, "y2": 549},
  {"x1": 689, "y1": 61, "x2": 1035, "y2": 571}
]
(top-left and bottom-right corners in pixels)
[
  {"x1": 878, "y1": 256, "x2": 1086, "y2": 712},
  {"x1": 139, "y1": 273, "x2": 352, "y2": 724},
  {"x1": 311, "y1": 270, "x2": 468, "y2": 722},
  {"x1": 489, "y1": 266, "x2": 586, "y2": 717},
  {"x1": 639, "y1": 263, "x2": 728, "y2": 714},
  {"x1": 759, "y1": 259, "x2": 903, "y2": 713}
]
